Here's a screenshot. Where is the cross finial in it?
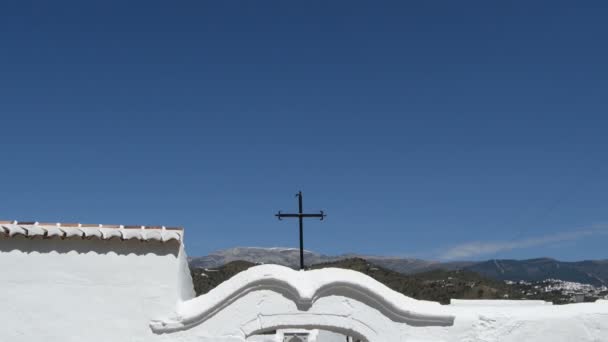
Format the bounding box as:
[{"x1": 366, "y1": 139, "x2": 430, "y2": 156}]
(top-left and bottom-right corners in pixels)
[{"x1": 275, "y1": 191, "x2": 326, "y2": 270}]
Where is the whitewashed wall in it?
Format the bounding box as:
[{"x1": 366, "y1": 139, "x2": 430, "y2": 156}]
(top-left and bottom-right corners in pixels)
[
  {"x1": 2, "y1": 235, "x2": 608, "y2": 342},
  {"x1": 0, "y1": 235, "x2": 194, "y2": 342},
  {"x1": 153, "y1": 265, "x2": 608, "y2": 342}
]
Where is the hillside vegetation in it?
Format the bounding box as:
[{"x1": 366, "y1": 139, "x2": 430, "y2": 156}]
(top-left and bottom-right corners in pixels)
[{"x1": 191, "y1": 258, "x2": 530, "y2": 304}]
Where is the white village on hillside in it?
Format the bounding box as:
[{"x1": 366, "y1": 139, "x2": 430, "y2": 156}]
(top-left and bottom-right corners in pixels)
[{"x1": 1, "y1": 220, "x2": 608, "y2": 342}]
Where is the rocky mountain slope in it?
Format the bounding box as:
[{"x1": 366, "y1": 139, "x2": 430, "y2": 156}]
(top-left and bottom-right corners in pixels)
[{"x1": 190, "y1": 247, "x2": 444, "y2": 273}]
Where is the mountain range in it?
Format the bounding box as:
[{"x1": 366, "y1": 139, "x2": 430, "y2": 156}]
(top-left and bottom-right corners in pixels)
[{"x1": 189, "y1": 247, "x2": 608, "y2": 285}]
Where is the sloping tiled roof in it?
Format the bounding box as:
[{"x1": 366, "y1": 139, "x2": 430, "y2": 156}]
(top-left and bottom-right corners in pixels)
[{"x1": 0, "y1": 221, "x2": 183, "y2": 243}]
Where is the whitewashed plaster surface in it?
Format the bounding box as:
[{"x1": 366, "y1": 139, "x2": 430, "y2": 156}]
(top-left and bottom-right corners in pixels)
[
  {"x1": 154, "y1": 265, "x2": 608, "y2": 342},
  {"x1": 0, "y1": 233, "x2": 194, "y2": 342},
  {"x1": 1, "y1": 228, "x2": 608, "y2": 342}
]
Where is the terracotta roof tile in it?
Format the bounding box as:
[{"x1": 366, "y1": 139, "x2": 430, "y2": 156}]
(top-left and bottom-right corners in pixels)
[{"x1": 0, "y1": 220, "x2": 183, "y2": 243}]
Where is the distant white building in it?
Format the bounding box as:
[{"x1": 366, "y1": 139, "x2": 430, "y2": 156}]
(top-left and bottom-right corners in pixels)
[{"x1": 1, "y1": 220, "x2": 608, "y2": 342}]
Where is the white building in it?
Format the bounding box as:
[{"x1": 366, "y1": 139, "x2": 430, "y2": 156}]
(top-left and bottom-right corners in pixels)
[
  {"x1": 1, "y1": 221, "x2": 608, "y2": 342},
  {"x1": 0, "y1": 220, "x2": 193, "y2": 342}
]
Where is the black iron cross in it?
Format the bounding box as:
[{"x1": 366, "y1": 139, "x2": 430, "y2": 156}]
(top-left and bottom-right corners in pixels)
[{"x1": 275, "y1": 191, "x2": 326, "y2": 270}]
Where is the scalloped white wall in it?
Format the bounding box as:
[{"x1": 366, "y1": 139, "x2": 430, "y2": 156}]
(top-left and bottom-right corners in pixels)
[{"x1": 0, "y1": 236, "x2": 194, "y2": 342}]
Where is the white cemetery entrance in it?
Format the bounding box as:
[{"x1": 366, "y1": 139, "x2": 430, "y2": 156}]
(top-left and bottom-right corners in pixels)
[
  {"x1": 3, "y1": 222, "x2": 608, "y2": 342},
  {"x1": 151, "y1": 264, "x2": 455, "y2": 342}
]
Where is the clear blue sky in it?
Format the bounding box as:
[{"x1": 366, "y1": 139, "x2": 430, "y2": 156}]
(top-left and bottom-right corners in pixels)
[{"x1": 1, "y1": 1, "x2": 607, "y2": 260}]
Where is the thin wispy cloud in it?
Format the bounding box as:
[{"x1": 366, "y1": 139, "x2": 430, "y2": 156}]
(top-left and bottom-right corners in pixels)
[{"x1": 438, "y1": 224, "x2": 608, "y2": 260}]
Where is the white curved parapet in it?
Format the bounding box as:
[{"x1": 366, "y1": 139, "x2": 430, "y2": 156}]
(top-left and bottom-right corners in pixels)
[
  {"x1": 150, "y1": 264, "x2": 455, "y2": 333},
  {"x1": 0, "y1": 221, "x2": 182, "y2": 243}
]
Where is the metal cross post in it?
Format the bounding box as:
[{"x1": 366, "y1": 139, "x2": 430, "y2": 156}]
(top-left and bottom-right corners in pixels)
[{"x1": 275, "y1": 191, "x2": 326, "y2": 270}]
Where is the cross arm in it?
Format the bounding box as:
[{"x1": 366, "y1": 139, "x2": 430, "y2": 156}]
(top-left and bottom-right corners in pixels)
[{"x1": 275, "y1": 211, "x2": 326, "y2": 220}]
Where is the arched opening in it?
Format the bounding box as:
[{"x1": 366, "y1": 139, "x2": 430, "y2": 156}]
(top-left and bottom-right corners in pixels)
[
  {"x1": 248, "y1": 328, "x2": 363, "y2": 342},
  {"x1": 242, "y1": 314, "x2": 374, "y2": 342}
]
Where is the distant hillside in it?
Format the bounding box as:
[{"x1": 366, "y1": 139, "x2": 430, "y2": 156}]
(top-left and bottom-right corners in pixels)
[
  {"x1": 191, "y1": 258, "x2": 608, "y2": 304},
  {"x1": 191, "y1": 258, "x2": 525, "y2": 304},
  {"x1": 468, "y1": 258, "x2": 608, "y2": 286},
  {"x1": 191, "y1": 260, "x2": 255, "y2": 296},
  {"x1": 309, "y1": 258, "x2": 523, "y2": 304},
  {"x1": 189, "y1": 247, "x2": 608, "y2": 286}
]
